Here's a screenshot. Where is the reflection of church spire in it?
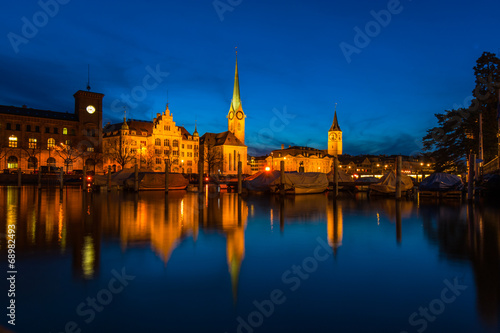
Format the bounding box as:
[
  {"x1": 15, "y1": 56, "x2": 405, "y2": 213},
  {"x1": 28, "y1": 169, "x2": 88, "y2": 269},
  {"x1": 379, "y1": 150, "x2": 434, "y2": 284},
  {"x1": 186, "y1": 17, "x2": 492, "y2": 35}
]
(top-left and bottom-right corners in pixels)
[{"x1": 227, "y1": 228, "x2": 245, "y2": 304}]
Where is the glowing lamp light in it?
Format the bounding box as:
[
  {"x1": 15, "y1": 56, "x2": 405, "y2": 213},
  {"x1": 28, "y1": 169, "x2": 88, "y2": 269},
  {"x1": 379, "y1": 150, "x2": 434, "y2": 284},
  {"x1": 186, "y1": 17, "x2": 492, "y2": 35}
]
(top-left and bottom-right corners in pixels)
[
  {"x1": 205, "y1": 177, "x2": 209, "y2": 181},
  {"x1": 87, "y1": 176, "x2": 92, "y2": 181},
  {"x1": 265, "y1": 166, "x2": 271, "y2": 172}
]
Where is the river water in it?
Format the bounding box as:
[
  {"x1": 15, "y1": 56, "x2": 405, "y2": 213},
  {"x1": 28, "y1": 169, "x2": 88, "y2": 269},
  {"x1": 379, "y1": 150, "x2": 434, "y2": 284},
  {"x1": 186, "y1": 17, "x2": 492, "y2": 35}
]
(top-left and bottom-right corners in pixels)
[{"x1": 1, "y1": 187, "x2": 499, "y2": 333}]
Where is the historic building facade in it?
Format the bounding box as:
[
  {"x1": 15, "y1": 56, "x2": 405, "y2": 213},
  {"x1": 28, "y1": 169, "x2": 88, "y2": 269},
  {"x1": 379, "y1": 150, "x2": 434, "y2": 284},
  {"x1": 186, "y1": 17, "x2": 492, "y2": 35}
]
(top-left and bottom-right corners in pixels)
[
  {"x1": 262, "y1": 107, "x2": 343, "y2": 173},
  {"x1": 200, "y1": 53, "x2": 248, "y2": 176},
  {"x1": 0, "y1": 90, "x2": 104, "y2": 172},
  {"x1": 102, "y1": 105, "x2": 199, "y2": 173}
]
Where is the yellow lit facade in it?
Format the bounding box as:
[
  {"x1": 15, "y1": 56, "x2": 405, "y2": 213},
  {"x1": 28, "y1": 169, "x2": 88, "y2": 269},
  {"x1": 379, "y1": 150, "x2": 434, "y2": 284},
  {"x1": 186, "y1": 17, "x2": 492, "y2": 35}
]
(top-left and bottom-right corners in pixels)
[{"x1": 103, "y1": 104, "x2": 199, "y2": 173}]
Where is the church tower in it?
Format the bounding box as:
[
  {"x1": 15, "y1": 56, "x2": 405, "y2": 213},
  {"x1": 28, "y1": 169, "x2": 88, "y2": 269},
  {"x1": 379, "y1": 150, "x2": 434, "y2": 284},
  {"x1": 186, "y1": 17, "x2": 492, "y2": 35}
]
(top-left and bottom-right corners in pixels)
[
  {"x1": 227, "y1": 51, "x2": 245, "y2": 144},
  {"x1": 328, "y1": 105, "x2": 342, "y2": 156}
]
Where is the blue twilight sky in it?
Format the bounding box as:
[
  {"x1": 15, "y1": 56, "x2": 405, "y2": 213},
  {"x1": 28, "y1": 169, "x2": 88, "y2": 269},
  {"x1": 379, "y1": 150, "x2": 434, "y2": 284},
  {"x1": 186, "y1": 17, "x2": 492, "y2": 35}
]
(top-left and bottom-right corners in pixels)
[{"x1": 1, "y1": 0, "x2": 499, "y2": 156}]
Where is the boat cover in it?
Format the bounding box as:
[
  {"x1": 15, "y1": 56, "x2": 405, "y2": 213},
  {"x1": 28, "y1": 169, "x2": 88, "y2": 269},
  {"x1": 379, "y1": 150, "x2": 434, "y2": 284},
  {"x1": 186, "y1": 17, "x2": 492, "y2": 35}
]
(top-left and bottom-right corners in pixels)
[
  {"x1": 419, "y1": 173, "x2": 463, "y2": 191},
  {"x1": 270, "y1": 172, "x2": 329, "y2": 193},
  {"x1": 93, "y1": 168, "x2": 135, "y2": 186},
  {"x1": 370, "y1": 171, "x2": 414, "y2": 193},
  {"x1": 243, "y1": 171, "x2": 281, "y2": 191},
  {"x1": 327, "y1": 169, "x2": 354, "y2": 183}
]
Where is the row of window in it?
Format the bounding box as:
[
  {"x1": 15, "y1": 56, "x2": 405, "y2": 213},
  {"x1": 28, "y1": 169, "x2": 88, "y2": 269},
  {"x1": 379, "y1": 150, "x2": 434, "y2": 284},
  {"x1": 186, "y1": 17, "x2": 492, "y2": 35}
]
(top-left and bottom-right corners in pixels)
[
  {"x1": 153, "y1": 158, "x2": 193, "y2": 167},
  {"x1": 7, "y1": 136, "x2": 93, "y2": 151}
]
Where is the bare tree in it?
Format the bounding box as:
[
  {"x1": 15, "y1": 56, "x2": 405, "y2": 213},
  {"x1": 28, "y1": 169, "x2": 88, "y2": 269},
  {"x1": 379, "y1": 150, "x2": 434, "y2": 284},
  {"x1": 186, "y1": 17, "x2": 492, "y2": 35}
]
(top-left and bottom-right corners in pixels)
[
  {"x1": 54, "y1": 142, "x2": 84, "y2": 173},
  {"x1": 204, "y1": 142, "x2": 223, "y2": 176},
  {"x1": 20, "y1": 139, "x2": 42, "y2": 173},
  {"x1": 105, "y1": 138, "x2": 136, "y2": 169}
]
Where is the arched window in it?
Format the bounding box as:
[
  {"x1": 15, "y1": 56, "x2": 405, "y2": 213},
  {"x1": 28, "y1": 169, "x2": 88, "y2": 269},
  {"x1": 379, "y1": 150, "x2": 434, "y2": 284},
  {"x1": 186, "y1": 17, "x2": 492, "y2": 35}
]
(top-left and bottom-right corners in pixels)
[
  {"x1": 8, "y1": 136, "x2": 17, "y2": 148},
  {"x1": 7, "y1": 156, "x2": 18, "y2": 169},
  {"x1": 28, "y1": 157, "x2": 38, "y2": 169},
  {"x1": 47, "y1": 138, "x2": 56, "y2": 148},
  {"x1": 85, "y1": 159, "x2": 95, "y2": 169},
  {"x1": 155, "y1": 138, "x2": 161, "y2": 146},
  {"x1": 47, "y1": 157, "x2": 56, "y2": 167}
]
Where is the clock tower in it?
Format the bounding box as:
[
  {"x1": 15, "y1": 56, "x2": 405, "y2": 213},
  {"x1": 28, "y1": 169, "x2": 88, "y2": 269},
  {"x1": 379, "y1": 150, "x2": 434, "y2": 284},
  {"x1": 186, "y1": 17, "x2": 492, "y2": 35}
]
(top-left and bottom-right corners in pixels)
[
  {"x1": 227, "y1": 52, "x2": 245, "y2": 144},
  {"x1": 328, "y1": 107, "x2": 342, "y2": 156},
  {"x1": 74, "y1": 90, "x2": 105, "y2": 150}
]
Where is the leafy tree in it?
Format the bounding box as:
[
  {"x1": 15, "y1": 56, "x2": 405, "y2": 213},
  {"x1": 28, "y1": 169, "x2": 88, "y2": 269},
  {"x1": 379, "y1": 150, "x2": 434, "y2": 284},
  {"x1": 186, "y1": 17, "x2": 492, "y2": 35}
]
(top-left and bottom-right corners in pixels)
[{"x1": 423, "y1": 52, "x2": 499, "y2": 173}]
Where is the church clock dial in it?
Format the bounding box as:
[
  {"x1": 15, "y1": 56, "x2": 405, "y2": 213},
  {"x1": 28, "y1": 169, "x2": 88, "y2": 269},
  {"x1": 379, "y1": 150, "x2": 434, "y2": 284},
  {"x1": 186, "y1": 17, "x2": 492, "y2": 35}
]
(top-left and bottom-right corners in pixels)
[
  {"x1": 86, "y1": 105, "x2": 96, "y2": 114},
  {"x1": 329, "y1": 133, "x2": 336, "y2": 140},
  {"x1": 236, "y1": 111, "x2": 243, "y2": 120},
  {"x1": 229, "y1": 111, "x2": 234, "y2": 120}
]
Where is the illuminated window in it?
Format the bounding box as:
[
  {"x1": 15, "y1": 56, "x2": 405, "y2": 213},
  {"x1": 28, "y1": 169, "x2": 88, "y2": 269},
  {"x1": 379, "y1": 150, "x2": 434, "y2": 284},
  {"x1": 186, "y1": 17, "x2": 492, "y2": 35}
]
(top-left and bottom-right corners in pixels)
[
  {"x1": 7, "y1": 156, "x2": 18, "y2": 169},
  {"x1": 8, "y1": 136, "x2": 17, "y2": 147},
  {"x1": 164, "y1": 139, "x2": 169, "y2": 146},
  {"x1": 47, "y1": 138, "x2": 55, "y2": 148},
  {"x1": 63, "y1": 128, "x2": 68, "y2": 135},
  {"x1": 173, "y1": 140, "x2": 178, "y2": 147},
  {"x1": 87, "y1": 147, "x2": 94, "y2": 152},
  {"x1": 65, "y1": 140, "x2": 71, "y2": 145},
  {"x1": 155, "y1": 138, "x2": 161, "y2": 146},
  {"x1": 29, "y1": 138, "x2": 37, "y2": 149}
]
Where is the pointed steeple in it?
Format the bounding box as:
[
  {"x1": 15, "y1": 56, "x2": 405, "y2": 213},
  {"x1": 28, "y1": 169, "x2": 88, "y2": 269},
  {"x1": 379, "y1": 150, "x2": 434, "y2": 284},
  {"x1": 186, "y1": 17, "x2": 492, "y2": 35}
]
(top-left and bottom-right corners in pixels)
[
  {"x1": 329, "y1": 104, "x2": 341, "y2": 131},
  {"x1": 193, "y1": 121, "x2": 199, "y2": 137},
  {"x1": 230, "y1": 48, "x2": 242, "y2": 112},
  {"x1": 121, "y1": 107, "x2": 129, "y2": 130}
]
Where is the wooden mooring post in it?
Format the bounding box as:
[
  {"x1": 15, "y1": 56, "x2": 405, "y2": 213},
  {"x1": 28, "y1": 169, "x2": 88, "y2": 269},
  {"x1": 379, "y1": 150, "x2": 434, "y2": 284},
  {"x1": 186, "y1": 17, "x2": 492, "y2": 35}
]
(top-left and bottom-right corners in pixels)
[
  {"x1": 396, "y1": 156, "x2": 402, "y2": 200},
  {"x1": 237, "y1": 161, "x2": 242, "y2": 195}
]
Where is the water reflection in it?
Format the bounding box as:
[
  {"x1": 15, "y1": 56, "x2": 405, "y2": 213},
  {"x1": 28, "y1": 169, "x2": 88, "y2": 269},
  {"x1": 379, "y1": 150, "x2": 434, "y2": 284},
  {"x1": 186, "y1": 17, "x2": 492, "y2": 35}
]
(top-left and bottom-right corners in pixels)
[{"x1": 0, "y1": 187, "x2": 499, "y2": 331}]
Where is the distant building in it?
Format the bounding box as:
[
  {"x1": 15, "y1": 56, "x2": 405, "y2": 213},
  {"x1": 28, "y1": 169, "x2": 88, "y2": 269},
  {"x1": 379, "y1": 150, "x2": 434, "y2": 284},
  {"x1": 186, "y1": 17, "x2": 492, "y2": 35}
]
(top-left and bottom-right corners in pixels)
[
  {"x1": 266, "y1": 145, "x2": 332, "y2": 173},
  {"x1": 200, "y1": 53, "x2": 248, "y2": 175},
  {"x1": 0, "y1": 90, "x2": 104, "y2": 172},
  {"x1": 102, "y1": 105, "x2": 199, "y2": 173}
]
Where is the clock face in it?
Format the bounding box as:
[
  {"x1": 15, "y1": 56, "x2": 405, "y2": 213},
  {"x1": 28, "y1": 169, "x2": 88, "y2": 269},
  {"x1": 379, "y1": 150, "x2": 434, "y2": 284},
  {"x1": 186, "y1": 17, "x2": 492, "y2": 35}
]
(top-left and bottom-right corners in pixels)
[
  {"x1": 228, "y1": 111, "x2": 234, "y2": 120},
  {"x1": 236, "y1": 111, "x2": 243, "y2": 120},
  {"x1": 86, "y1": 105, "x2": 96, "y2": 114},
  {"x1": 329, "y1": 133, "x2": 336, "y2": 140}
]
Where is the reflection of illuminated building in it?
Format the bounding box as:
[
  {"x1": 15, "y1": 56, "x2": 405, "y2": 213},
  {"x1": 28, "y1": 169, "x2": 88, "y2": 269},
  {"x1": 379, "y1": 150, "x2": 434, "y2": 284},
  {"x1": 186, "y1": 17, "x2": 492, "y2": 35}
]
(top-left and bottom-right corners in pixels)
[
  {"x1": 327, "y1": 201, "x2": 343, "y2": 254},
  {"x1": 118, "y1": 192, "x2": 199, "y2": 264},
  {"x1": 200, "y1": 193, "x2": 248, "y2": 301}
]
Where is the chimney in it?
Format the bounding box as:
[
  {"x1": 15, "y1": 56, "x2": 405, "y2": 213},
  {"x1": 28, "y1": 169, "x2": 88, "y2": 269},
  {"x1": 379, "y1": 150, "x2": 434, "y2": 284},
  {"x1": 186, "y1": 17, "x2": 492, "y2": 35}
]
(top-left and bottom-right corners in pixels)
[{"x1": 281, "y1": 144, "x2": 284, "y2": 150}]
